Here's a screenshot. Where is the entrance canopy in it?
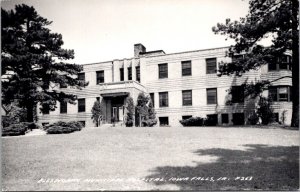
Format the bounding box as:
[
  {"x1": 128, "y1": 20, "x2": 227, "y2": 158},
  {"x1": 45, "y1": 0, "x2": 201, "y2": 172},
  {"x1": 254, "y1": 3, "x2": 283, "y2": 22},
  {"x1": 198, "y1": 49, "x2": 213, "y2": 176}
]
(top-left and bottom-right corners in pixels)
[{"x1": 100, "y1": 92, "x2": 129, "y2": 98}]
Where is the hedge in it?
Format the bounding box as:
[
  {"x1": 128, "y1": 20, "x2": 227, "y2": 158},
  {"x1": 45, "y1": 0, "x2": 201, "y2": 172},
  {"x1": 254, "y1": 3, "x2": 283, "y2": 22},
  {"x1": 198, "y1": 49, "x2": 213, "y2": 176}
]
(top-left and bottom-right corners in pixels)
[
  {"x1": 2, "y1": 122, "x2": 30, "y2": 136},
  {"x1": 180, "y1": 117, "x2": 206, "y2": 126},
  {"x1": 44, "y1": 121, "x2": 83, "y2": 134}
]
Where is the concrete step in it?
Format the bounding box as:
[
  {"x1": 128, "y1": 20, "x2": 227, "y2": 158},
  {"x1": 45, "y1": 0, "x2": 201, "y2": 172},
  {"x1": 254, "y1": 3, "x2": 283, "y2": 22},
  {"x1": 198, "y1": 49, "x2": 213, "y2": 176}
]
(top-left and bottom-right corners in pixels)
[{"x1": 25, "y1": 129, "x2": 46, "y2": 136}]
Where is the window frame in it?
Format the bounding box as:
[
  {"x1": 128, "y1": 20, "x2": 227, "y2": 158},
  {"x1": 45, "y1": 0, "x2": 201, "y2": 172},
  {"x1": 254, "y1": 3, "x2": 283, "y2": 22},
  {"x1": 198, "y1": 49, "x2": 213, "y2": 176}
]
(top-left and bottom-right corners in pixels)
[
  {"x1": 78, "y1": 98, "x2": 86, "y2": 112},
  {"x1": 206, "y1": 58, "x2": 217, "y2": 74},
  {"x1": 206, "y1": 88, "x2": 218, "y2": 105},
  {"x1": 158, "y1": 63, "x2": 168, "y2": 79},
  {"x1": 181, "y1": 60, "x2": 192, "y2": 76},
  {"x1": 60, "y1": 101, "x2": 67, "y2": 114},
  {"x1": 96, "y1": 70, "x2": 105, "y2": 84},
  {"x1": 159, "y1": 92, "x2": 169, "y2": 107},
  {"x1": 136, "y1": 66, "x2": 140, "y2": 82},
  {"x1": 182, "y1": 90, "x2": 192, "y2": 106}
]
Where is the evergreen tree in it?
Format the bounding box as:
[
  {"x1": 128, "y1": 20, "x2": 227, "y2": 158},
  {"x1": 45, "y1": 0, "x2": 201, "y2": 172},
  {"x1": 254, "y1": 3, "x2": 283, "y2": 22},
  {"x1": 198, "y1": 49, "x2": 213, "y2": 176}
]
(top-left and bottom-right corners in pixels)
[
  {"x1": 212, "y1": 0, "x2": 299, "y2": 127},
  {"x1": 1, "y1": 4, "x2": 86, "y2": 122},
  {"x1": 135, "y1": 92, "x2": 157, "y2": 127},
  {"x1": 125, "y1": 96, "x2": 134, "y2": 127},
  {"x1": 91, "y1": 100, "x2": 103, "y2": 127}
]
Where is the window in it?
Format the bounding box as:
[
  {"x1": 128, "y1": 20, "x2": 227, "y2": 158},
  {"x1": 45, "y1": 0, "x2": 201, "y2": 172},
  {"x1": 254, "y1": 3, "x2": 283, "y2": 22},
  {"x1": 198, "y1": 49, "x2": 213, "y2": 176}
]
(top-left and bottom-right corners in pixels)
[
  {"x1": 159, "y1": 92, "x2": 168, "y2": 107},
  {"x1": 182, "y1": 60, "x2": 192, "y2": 76},
  {"x1": 232, "y1": 113, "x2": 244, "y2": 125},
  {"x1": 206, "y1": 58, "x2": 217, "y2": 74},
  {"x1": 268, "y1": 63, "x2": 277, "y2": 71},
  {"x1": 78, "y1": 73, "x2": 85, "y2": 82},
  {"x1": 128, "y1": 67, "x2": 132, "y2": 80},
  {"x1": 232, "y1": 55, "x2": 244, "y2": 63},
  {"x1": 96, "y1": 70, "x2": 104, "y2": 84},
  {"x1": 136, "y1": 66, "x2": 140, "y2": 82},
  {"x1": 96, "y1": 97, "x2": 100, "y2": 101},
  {"x1": 182, "y1": 115, "x2": 192, "y2": 120},
  {"x1": 150, "y1": 93, "x2": 154, "y2": 107},
  {"x1": 43, "y1": 109, "x2": 49, "y2": 115},
  {"x1": 278, "y1": 87, "x2": 289, "y2": 101},
  {"x1": 207, "y1": 88, "x2": 217, "y2": 104},
  {"x1": 231, "y1": 86, "x2": 244, "y2": 103},
  {"x1": 78, "y1": 98, "x2": 85, "y2": 112},
  {"x1": 60, "y1": 101, "x2": 67, "y2": 114},
  {"x1": 159, "y1": 117, "x2": 169, "y2": 126},
  {"x1": 158, "y1": 63, "x2": 168, "y2": 79},
  {"x1": 269, "y1": 55, "x2": 292, "y2": 71},
  {"x1": 120, "y1": 68, "x2": 124, "y2": 81},
  {"x1": 268, "y1": 86, "x2": 291, "y2": 102},
  {"x1": 222, "y1": 114, "x2": 229, "y2": 124},
  {"x1": 182, "y1": 90, "x2": 192, "y2": 106},
  {"x1": 206, "y1": 114, "x2": 218, "y2": 126}
]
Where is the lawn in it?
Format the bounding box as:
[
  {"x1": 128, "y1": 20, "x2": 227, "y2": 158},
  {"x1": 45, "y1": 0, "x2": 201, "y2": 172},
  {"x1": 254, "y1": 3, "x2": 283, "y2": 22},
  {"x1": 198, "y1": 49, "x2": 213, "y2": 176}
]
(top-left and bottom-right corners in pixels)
[{"x1": 2, "y1": 126, "x2": 299, "y2": 191}]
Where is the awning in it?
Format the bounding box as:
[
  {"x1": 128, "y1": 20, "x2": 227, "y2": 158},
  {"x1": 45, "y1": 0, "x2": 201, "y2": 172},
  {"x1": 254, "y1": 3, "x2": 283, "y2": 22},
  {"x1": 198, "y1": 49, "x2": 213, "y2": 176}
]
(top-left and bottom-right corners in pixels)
[{"x1": 100, "y1": 92, "x2": 129, "y2": 98}]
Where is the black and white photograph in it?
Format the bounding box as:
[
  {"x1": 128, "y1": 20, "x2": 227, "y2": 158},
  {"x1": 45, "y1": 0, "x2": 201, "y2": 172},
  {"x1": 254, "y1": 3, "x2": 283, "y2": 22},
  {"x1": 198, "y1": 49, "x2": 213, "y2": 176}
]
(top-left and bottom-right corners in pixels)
[{"x1": 1, "y1": 0, "x2": 299, "y2": 191}]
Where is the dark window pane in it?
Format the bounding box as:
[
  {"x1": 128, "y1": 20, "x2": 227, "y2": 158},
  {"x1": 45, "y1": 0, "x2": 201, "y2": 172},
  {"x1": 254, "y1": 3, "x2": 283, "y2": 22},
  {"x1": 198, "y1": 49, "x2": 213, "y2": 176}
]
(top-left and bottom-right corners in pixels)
[
  {"x1": 136, "y1": 66, "x2": 140, "y2": 82},
  {"x1": 78, "y1": 98, "x2": 85, "y2": 112},
  {"x1": 278, "y1": 87, "x2": 288, "y2": 101},
  {"x1": 150, "y1": 93, "x2": 154, "y2": 107},
  {"x1": 182, "y1": 61, "x2": 192, "y2": 76},
  {"x1": 207, "y1": 88, "x2": 217, "y2": 104},
  {"x1": 128, "y1": 67, "x2": 132, "y2": 80},
  {"x1": 268, "y1": 63, "x2": 277, "y2": 71},
  {"x1": 78, "y1": 73, "x2": 85, "y2": 81},
  {"x1": 60, "y1": 101, "x2": 67, "y2": 114},
  {"x1": 232, "y1": 113, "x2": 244, "y2": 125},
  {"x1": 222, "y1": 114, "x2": 229, "y2": 124},
  {"x1": 159, "y1": 92, "x2": 168, "y2": 107},
  {"x1": 206, "y1": 58, "x2": 217, "y2": 74},
  {"x1": 96, "y1": 70, "x2": 104, "y2": 84},
  {"x1": 159, "y1": 63, "x2": 168, "y2": 79},
  {"x1": 120, "y1": 68, "x2": 124, "y2": 81},
  {"x1": 182, "y1": 90, "x2": 192, "y2": 106},
  {"x1": 231, "y1": 86, "x2": 244, "y2": 103},
  {"x1": 269, "y1": 86, "x2": 278, "y2": 101},
  {"x1": 159, "y1": 117, "x2": 169, "y2": 126}
]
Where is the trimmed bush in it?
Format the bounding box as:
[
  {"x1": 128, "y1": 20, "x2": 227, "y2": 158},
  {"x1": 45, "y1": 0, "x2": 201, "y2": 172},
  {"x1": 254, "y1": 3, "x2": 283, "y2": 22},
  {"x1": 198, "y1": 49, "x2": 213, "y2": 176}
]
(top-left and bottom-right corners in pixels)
[
  {"x1": 45, "y1": 121, "x2": 83, "y2": 134},
  {"x1": 2, "y1": 122, "x2": 30, "y2": 136},
  {"x1": 248, "y1": 112, "x2": 259, "y2": 125},
  {"x1": 180, "y1": 117, "x2": 206, "y2": 126}
]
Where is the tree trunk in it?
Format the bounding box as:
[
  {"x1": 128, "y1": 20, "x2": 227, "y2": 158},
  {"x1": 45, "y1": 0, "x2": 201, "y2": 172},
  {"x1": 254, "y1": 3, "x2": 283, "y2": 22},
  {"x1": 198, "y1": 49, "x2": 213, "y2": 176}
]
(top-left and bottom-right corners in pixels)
[
  {"x1": 26, "y1": 102, "x2": 34, "y2": 122},
  {"x1": 291, "y1": 0, "x2": 299, "y2": 128}
]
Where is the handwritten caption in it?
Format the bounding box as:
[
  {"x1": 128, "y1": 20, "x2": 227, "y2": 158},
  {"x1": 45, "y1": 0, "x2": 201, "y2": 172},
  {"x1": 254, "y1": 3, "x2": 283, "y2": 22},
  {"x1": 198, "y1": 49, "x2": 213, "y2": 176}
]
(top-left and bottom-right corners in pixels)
[{"x1": 37, "y1": 176, "x2": 253, "y2": 183}]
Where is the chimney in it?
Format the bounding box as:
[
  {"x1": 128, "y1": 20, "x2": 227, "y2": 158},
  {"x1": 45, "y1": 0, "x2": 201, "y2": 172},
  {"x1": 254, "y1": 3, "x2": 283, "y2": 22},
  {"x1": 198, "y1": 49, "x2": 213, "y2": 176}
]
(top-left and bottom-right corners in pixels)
[{"x1": 134, "y1": 43, "x2": 146, "y2": 57}]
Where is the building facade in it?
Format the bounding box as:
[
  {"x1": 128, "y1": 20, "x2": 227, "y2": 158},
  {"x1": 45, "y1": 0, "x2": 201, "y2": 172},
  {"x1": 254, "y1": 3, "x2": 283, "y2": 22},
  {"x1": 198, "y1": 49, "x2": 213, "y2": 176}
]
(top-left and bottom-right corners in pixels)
[{"x1": 37, "y1": 44, "x2": 293, "y2": 127}]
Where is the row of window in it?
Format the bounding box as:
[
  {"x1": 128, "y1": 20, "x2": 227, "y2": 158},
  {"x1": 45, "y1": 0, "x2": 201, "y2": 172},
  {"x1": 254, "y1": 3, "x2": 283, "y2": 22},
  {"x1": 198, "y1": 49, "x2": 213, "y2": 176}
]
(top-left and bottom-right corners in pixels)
[
  {"x1": 158, "y1": 58, "x2": 217, "y2": 79},
  {"x1": 45, "y1": 86, "x2": 291, "y2": 115},
  {"x1": 158, "y1": 113, "x2": 245, "y2": 126},
  {"x1": 76, "y1": 66, "x2": 141, "y2": 86},
  {"x1": 151, "y1": 87, "x2": 243, "y2": 108}
]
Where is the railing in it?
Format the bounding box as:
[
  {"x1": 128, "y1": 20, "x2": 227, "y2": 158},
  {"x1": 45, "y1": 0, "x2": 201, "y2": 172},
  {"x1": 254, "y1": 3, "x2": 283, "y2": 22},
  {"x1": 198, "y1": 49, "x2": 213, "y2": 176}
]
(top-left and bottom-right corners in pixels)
[{"x1": 98, "y1": 80, "x2": 147, "y2": 92}]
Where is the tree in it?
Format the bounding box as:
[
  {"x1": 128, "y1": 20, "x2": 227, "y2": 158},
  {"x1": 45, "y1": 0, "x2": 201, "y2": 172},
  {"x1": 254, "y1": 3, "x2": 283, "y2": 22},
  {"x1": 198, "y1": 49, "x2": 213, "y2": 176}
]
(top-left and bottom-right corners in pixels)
[
  {"x1": 124, "y1": 96, "x2": 134, "y2": 127},
  {"x1": 91, "y1": 100, "x2": 103, "y2": 127},
  {"x1": 212, "y1": 0, "x2": 299, "y2": 127},
  {"x1": 135, "y1": 92, "x2": 157, "y2": 127},
  {"x1": 1, "y1": 4, "x2": 86, "y2": 122}
]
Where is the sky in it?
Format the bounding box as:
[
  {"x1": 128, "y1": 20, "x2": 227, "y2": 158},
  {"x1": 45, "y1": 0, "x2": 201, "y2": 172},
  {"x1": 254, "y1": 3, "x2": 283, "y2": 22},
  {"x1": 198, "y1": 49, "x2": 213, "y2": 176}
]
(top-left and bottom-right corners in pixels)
[{"x1": 2, "y1": 0, "x2": 250, "y2": 64}]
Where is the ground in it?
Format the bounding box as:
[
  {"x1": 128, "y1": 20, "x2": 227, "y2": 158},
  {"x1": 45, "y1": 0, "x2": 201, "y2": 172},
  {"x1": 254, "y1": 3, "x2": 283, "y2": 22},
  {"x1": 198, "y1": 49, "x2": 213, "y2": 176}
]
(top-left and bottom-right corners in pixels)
[{"x1": 2, "y1": 126, "x2": 299, "y2": 191}]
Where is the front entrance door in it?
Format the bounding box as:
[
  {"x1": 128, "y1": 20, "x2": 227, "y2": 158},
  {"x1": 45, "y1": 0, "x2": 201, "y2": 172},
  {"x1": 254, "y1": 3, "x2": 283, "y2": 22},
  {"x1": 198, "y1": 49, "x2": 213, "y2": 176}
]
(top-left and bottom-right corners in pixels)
[{"x1": 112, "y1": 106, "x2": 124, "y2": 122}]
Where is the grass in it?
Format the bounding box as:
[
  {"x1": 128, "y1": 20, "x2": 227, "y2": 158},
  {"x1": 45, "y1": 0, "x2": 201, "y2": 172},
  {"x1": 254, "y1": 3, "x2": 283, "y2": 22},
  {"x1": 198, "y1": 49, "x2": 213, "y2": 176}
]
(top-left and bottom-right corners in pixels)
[{"x1": 2, "y1": 126, "x2": 299, "y2": 191}]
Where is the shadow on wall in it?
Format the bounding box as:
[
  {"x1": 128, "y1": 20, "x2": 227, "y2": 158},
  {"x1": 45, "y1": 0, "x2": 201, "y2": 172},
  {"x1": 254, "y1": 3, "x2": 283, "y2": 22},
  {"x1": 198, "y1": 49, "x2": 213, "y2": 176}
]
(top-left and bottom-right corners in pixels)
[{"x1": 145, "y1": 144, "x2": 299, "y2": 190}]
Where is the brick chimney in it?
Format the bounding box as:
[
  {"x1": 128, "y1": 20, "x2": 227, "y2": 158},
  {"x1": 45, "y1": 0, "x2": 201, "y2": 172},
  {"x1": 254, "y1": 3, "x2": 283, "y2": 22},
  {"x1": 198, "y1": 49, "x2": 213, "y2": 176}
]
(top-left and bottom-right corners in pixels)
[{"x1": 134, "y1": 43, "x2": 146, "y2": 57}]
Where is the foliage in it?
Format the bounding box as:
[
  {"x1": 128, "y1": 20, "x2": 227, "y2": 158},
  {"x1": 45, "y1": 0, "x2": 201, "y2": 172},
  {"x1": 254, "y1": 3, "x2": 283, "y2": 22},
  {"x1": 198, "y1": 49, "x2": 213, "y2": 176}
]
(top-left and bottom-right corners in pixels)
[
  {"x1": 1, "y1": 122, "x2": 33, "y2": 136},
  {"x1": 44, "y1": 121, "x2": 83, "y2": 134},
  {"x1": 125, "y1": 96, "x2": 134, "y2": 127},
  {"x1": 212, "y1": 0, "x2": 299, "y2": 127},
  {"x1": 257, "y1": 96, "x2": 274, "y2": 125},
  {"x1": 91, "y1": 100, "x2": 103, "y2": 127},
  {"x1": 180, "y1": 117, "x2": 206, "y2": 126},
  {"x1": 1, "y1": 4, "x2": 86, "y2": 122},
  {"x1": 1, "y1": 103, "x2": 27, "y2": 127},
  {"x1": 248, "y1": 111, "x2": 259, "y2": 125},
  {"x1": 135, "y1": 93, "x2": 157, "y2": 127}
]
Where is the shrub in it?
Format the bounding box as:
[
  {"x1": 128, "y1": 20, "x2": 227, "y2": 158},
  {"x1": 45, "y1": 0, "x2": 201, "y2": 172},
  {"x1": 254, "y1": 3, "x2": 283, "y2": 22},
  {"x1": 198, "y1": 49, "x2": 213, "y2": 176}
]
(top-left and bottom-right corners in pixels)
[
  {"x1": 44, "y1": 121, "x2": 83, "y2": 134},
  {"x1": 180, "y1": 117, "x2": 206, "y2": 126},
  {"x1": 2, "y1": 122, "x2": 30, "y2": 136},
  {"x1": 257, "y1": 96, "x2": 274, "y2": 125},
  {"x1": 248, "y1": 111, "x2": 259, "y2": 125},
  {"x1": 205, "y1": 115, "x2": 218, "y2": 126}
]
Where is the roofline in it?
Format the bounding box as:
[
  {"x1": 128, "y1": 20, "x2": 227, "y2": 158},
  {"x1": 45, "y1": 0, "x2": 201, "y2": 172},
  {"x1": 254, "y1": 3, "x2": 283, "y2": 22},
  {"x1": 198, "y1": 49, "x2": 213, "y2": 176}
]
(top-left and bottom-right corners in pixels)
[{"x1": 80, "y1": 46, "x2": 231, "y2": 65}]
